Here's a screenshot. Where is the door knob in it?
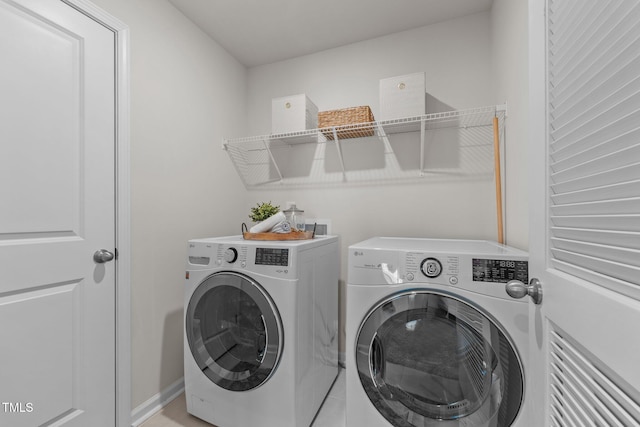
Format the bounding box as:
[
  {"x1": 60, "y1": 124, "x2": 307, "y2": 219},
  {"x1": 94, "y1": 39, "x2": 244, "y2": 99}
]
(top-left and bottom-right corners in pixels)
[
  {"x1": 93, "y1": 249, "x2": 115, "y2": 263},
  {"x1": 506, "y1": 278, "x2": 543, "y2": 304}
]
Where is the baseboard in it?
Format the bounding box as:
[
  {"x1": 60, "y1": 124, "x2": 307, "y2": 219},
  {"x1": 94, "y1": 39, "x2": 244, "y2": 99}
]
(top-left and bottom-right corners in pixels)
[{"x1": 130, "y1": 377, "x2": 185, "y2": 427}]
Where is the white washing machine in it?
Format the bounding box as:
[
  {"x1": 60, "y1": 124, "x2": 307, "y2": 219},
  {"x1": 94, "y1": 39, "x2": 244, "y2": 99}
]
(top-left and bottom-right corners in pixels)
[
  {"x1": 184, "y1": 235, "x2": 339, "y2": 427},
  {"x1": 346, "y1": 237, "x2": 530, "y2": 427}
]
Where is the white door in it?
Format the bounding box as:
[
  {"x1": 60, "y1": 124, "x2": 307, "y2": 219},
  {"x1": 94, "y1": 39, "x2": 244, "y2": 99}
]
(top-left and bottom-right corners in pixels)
[
  {"x1": 528, "y1": 0, "x2": 640, "y2": 425},
  {"x1": 0, "y1": 0, "x2": 116, "y2": 425}
]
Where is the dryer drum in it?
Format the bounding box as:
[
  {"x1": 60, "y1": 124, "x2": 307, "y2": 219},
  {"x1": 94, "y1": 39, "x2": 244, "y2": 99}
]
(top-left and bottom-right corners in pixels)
[
  {"x1": 186, "y1": 271, "x2": 283, "y2": 392},
  {"x1": 356, "y1": 290, "x2": 523, "y2": 427}
]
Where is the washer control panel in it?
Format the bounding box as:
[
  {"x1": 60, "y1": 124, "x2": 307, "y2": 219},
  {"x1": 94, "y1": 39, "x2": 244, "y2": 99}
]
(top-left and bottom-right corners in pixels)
[
  {"x1": 255, "y1": 247, "x2": 289, "y2": 266},
  {"x1": 187, "y1": 238, "x2": 308, "y2": 279},
  {"x1": 223, "y1": 248, "x2": 238, "y2": 263},
  {"x1": 213, "y1": 245, "x2": 292, "y2": 275},
  {"x1": 215, "y1": 245, "x2": 247, "y2": 266}
]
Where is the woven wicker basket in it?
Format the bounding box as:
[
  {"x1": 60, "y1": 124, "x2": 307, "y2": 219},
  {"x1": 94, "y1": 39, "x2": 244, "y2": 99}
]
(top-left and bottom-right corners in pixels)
[{"x1": 318, "y1": 106, "x2": 375, "y2": 140}]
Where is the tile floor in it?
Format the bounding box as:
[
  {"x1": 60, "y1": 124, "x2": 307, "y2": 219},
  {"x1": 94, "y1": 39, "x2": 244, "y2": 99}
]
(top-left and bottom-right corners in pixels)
[{"x1": 140, "y1": 369, "x2": 346, "y2": 427}]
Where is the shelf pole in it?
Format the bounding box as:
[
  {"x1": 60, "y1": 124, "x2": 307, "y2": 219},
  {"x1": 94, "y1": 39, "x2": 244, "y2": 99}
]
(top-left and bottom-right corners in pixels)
[
  {"x1": 419, "y1": 117, "x2": 426, "y2": 176},
  {"x1": 493, "y1": 115, "x2": 504, "y2": 244}
]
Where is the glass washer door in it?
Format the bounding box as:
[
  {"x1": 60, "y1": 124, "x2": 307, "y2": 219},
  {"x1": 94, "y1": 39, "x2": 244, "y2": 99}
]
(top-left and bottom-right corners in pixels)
[
  {"x1": 356, "y1": 290, "x2": 524, "y2": 427},
  {"x1": 186, "y1": 271, "x2": 283, "y2": 391}
]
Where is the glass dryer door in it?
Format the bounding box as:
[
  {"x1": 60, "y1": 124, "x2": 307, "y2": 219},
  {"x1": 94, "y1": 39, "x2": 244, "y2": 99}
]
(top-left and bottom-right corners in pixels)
[{"x1": 355, "y1": 291, "x2": 524, "y2": 426}]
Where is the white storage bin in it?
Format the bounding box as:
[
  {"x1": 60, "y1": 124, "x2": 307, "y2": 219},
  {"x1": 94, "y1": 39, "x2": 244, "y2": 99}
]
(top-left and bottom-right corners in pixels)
[
  {"x1": 271, "y1": 94, "x2": 318, "y2": 134},
  {"x1": 379, "y1": 72, "x2": 426, "y2": 120}
]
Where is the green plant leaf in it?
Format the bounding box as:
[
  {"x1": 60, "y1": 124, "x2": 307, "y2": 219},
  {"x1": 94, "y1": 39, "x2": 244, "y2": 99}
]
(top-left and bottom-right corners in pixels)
[{"x1": 249, "y1": 201, "x2": 280, "y2": 222}]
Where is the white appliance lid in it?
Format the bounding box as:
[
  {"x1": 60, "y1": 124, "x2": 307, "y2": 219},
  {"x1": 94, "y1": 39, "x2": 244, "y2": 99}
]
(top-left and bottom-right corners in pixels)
[
  {"x1": 190, "y1": 234, "x2": 337, "y2": 247},
  {"x1": 350, "y1": 237, "x2": 527, "y2": 256}
]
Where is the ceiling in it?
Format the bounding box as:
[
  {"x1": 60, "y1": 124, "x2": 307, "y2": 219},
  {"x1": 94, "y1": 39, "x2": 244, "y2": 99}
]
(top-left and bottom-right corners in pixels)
[{"x1": 167, "y1": 0, "x2": 494, "y2": 67}]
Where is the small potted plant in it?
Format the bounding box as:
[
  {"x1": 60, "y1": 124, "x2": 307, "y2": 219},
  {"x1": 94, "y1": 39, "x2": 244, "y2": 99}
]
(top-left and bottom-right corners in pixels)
[
  {"x1": 243, "y1": 201, "x2": 311, "y2": 240},
  {"x1": 249, "y1": 201, "x2": 280, "y2": 223}
]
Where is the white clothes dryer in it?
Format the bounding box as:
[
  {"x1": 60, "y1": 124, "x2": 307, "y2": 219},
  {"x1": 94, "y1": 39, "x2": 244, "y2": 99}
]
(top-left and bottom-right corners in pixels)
[
  {"x1": 346, "y1": 237, "x2": 530, "y2": 427},
  {"x1": 184, "y1": 235, "x2": 339, "y2": 427}
]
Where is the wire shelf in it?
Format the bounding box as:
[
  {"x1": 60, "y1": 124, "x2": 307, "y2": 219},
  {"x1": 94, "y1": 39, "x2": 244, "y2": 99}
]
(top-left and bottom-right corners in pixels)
[{"x1": 223, "y1": 105, "x2": 506, "y2": 188}]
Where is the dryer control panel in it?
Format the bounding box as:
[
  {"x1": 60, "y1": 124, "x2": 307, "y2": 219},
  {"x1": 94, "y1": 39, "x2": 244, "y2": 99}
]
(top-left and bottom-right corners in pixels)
[
  {"x1": 403, "y1": 253, "x2": 528, "y2": 284},
  {"x1": 404, "y1": 252, "x2": 461, "y2": 286},
  {"x1": 472, "y1": 258, "x2": 529, "y2": 283},
  {"x1": 403, "y1": 253, "x2": 529, "y2": 299},
  {"x1": 348, "y1": 237, "x2": 529, "y2": 300}
]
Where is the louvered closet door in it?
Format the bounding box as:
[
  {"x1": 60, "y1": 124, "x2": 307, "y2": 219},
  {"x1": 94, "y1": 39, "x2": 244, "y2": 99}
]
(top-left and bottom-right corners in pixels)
[{"x1": 528, "y1": 0, "x2": 640, "y2": 426}]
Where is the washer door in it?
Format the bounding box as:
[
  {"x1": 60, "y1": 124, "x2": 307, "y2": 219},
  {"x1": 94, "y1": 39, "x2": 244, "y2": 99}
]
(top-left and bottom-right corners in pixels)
[
  {"x1": 356, "y1": 291, "x2": 523, "y2": 427},
  {"x1": 186, "y1": 271, "x2": 283, "y2": 391}
]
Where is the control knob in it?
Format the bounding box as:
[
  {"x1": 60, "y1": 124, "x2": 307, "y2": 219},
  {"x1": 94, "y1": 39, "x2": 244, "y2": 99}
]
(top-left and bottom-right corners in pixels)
[
  {"x1": 224, "y1": 247, "x2": 238, "y2": 263},
  {"x1": 420, "y1": 258, "x2": 442, "y2": 278}
]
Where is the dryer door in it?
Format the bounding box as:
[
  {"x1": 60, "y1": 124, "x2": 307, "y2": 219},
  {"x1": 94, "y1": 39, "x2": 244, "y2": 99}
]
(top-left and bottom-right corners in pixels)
[
  {"x1": 356, "y1": 291, "x2": 523, "y2": 427},
  {"x1": 186, "y1": 271, "x2": 283, "y2": 391}
]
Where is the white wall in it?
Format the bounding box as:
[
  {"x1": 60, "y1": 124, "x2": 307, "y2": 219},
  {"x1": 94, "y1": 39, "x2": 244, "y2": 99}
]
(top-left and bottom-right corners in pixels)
[
  {"x1": 491, "y1": 0, "x2": 529, "y2": 250},
  {"x1": 247, "y1": 12, "x2": 494, "y2": 136},
  {"x1": 245, "y1": 11, "x2": 496, "y2": 355},
  {"x1": 87, "y1": 0, "x2": 247, "y2": 409}
]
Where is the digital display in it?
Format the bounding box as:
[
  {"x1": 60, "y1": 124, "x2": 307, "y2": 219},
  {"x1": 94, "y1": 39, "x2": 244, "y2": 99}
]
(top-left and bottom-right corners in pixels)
[
  {"x1": 472, "y1": 259, "x2": 528, "y2": 283},
  {"x1": 255, "y1": 248, "x2": 289, "y2": 266}
]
